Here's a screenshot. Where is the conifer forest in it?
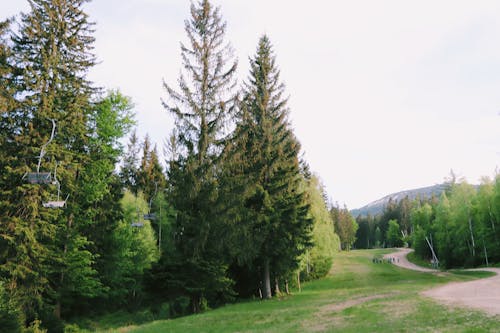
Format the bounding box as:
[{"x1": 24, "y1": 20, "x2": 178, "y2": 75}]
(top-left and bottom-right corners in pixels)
[{"x1": 0, "y1": 1, "x2": 499, "y2": 332}]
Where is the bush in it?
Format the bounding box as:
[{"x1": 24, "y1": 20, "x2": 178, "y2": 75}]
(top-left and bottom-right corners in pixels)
[
  {"x1": 38, "y1": 306, "x2": 64, "y2": 333},
  {"x1": 0, "y1": 281, "x2": 24, "y2": 333},
  {"x1": 63, "y1": 324, "x2": 81, "y2": 333},
  {"x1": 169, "y1": 296, "x2": 190, "y2": 318},
  {"x1": 157, "y1": 302, "x2": 170, "y2": 320},
  {"x1": 310, "y1": 256, "x2": 333, "y2": 279},
  {"x1": 25, "y1": 319, "x2": 47, "y2": 333}
]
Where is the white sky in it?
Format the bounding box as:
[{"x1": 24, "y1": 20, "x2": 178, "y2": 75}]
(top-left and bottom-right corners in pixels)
[{"x1": 3, "y1": 0, "x2": 500, "y2": 209}]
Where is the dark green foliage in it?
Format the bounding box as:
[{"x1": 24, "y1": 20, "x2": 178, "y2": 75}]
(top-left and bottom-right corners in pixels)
[
  {"x1": 354, "y1": 214, "x2": 375, "y2": 249},
  {"x1": 0, "y1": 2, "x2": 138, "y2": 328},
  {"x1": 226, "y1": 35, "x2": 313, "y2": 298},
  {"x1": 120, "y1": 130, "x2": 141, "y2": 193},
  {"x1": 0, "y1": 0, "x2": 100, "y2": 325},
  {"x1": 136, "y1": 136, "x2": 166, "y2": 203},
  {"x1": 156, "y1": 0, "x2": 238, "y2": 313},
  {"x1": 0, "y1": 281, "x2": 24, "y2": 333},
  {"x1": 1, "y1": 0, "x2": 347, "y2": 327}
]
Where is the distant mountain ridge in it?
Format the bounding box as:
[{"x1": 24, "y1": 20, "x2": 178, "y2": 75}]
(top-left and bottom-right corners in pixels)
[{"x1": 351, "y1": 184, "x2": 448, "y2": 217}]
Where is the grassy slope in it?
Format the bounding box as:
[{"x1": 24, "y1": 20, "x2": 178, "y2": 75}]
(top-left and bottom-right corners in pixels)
[{"x1": 91, "y1": 249, "x2": 500, "y2": 333}]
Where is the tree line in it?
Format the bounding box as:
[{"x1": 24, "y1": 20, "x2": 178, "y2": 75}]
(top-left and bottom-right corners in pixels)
[
  {"x1": 0, "y1": 1, "x2": 342, "y2": 331},
  {"x1": 354, "y1": 174, "x2": 500, "y2": 268}
]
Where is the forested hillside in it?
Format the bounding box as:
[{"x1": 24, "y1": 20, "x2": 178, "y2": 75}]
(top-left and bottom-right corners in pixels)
[
  {"x1": 0, "y1": 1, "x2": 342, "y2": 331},
  {"x1": 351, "y1": 184, "x2": 447, "y2": 217},
  {"x1": 354, "y1": 174, "x2": 500, "y2": 268}
]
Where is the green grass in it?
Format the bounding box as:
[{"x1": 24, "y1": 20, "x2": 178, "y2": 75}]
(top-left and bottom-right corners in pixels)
[{"x1": 72, "y1": 249, "x2": 500, "y2": 332}]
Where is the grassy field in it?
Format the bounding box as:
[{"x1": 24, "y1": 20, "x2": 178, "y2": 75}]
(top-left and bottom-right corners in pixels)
[{"x1": 74, "y1": 249, "x2": 500, "y2": 332}]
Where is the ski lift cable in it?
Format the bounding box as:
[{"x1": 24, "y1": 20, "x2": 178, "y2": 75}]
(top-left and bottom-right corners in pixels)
[{"x1": 36, "y1": 119, "x2": 56, "y2": 173}]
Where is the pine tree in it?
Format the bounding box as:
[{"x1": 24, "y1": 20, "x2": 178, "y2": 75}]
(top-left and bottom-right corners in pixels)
[
  {"x1": 228, "y1": 35, "x2": 312, "y2": 298},
  {"x1": 120, "y1": 129, "x2": 140, "y2": 193},
  {"x1": 0, "y1": 0, "x2": 101, "y2": 325},
  {"x1": 136, "y1": 136, "x2": 166, "y2": 203},
  {"x1": 158, "y1": 0, "x2": 237, "y2": 312}
]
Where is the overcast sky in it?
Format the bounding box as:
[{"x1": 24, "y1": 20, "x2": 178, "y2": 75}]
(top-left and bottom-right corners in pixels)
[{"x1": 3, "y1": 0, "x2": 500, "y2": 209}]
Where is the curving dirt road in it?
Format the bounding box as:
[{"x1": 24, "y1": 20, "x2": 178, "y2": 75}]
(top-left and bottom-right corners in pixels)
[
  {"x1": 385, "y1": 248, "x2": 500, "y2": 316},
  {"x1": 383, "y1": 248, "x2": 437, "y2": 273}
]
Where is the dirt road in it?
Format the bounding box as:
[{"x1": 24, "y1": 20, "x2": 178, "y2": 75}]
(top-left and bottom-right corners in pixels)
[
  {"x1": 383, "y1": 248, "x2": 437, "y2": 273},
  {"x1": 385, "y1": 248, "x2": 500, "y2": 316}
]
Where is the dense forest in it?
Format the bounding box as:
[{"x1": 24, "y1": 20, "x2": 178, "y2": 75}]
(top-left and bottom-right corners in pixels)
[
  {"x1": 2, "y1": 1, "x2": 499, "y2": 332},
  {"x1": 354, "y1": 173, "x2": 500, "y2": 268},
  {"x1": 0, "y1": 1, "x2": 348, "y2": 331}
]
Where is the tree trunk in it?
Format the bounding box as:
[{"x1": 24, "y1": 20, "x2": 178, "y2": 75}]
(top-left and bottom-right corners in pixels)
[
  {"x1": 262, "y1": 258, "x2": 271, "y2": 299},
  {"x1": 191, "y1": 294, "x2": 200, "y2": 313},
  {"x1": 274, "y1": 277, "x2": 281, "y2": 296},
  {"x1": 297, "y1": 271, "x2": 301, "y2": 293},
  {"x1": 488, "y1": 203, "x2": 499, "y2": 245},
  {"x1": 54, "y1": 301, "x2": 61, "y2": 319},
  {"x1": 483, "y1": 240, "x2": 489, "y2": 267},
  {"x1": 468, "y1": 216, "x2": 476, "y2": 257},
  {"x1": 285, "y1": 280, "x2": 290, "y2": 295}
]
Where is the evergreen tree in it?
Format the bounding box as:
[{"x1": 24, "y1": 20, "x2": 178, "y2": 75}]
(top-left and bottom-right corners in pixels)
[
  {"x1": 120, "y1": 129, "x2": 140, "y2": 193},
  {"x1": 228, "y1": 35, "x2": 312, "y2": 298},
  {"x1": 136, "y1": 136, "x2": 166, "y2": 203},
  {"x1": 157, "y1": 0, "x2": 237, "y2": 312},
  {"x1": 0, "y1": 0, "x2": 102, "y2": 326}
]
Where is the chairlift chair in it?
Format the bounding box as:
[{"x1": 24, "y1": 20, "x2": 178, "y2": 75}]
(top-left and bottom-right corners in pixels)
[
  {"x1": 143, "y1": 213, "x2": 156, "y2": 220},
  {"x1": 41, "y1": 163, "x2": 67, "y2": 209},
  {"x1": 42, "y1": 199, "x2": 67, "y2": 208},
  {"x1": 131, "y1": 205, "x2": 144, "y2": 227},
  {"x1": 24, "y1": 119, "x2": 56, "y2": 184},
  {"x1": 24, "y1": 172, "x2": 52, "y2": 184}
]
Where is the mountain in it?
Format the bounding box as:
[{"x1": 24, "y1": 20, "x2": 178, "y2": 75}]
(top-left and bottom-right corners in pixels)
[{"x1": 351, "y1": 184, "x2": 448, "y2": 217}]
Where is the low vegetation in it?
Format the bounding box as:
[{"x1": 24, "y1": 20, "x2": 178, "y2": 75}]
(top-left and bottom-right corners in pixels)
[{"x1": 71, "y1": 249, "x2": 499, "y2": 332}]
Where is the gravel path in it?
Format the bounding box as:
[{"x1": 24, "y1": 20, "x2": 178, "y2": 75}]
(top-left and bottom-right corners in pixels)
[
  {"x1": 385, "y1": 248, "x2": 500, "y2": 316},
  {"x1": 383, "y1": 248, "x2": 437, "y2": 273}
]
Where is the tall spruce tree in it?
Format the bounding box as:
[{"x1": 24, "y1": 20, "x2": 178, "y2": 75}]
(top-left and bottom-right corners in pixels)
[
  {"x1": 0, "y1": 0, "x2": 102, "y2": 326},
  {"x1": 120, "y1": 129, "x2": 140, "y2": 194},
  {"x1": 158, "y1": 0, "x2": 237, "y2": 312},
  {"x1": 228, "y1": 35, "x2": 312, "y2": 298},
  {"x1": 136, "y1": 135, "x2": 166, "y2": 203}
]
